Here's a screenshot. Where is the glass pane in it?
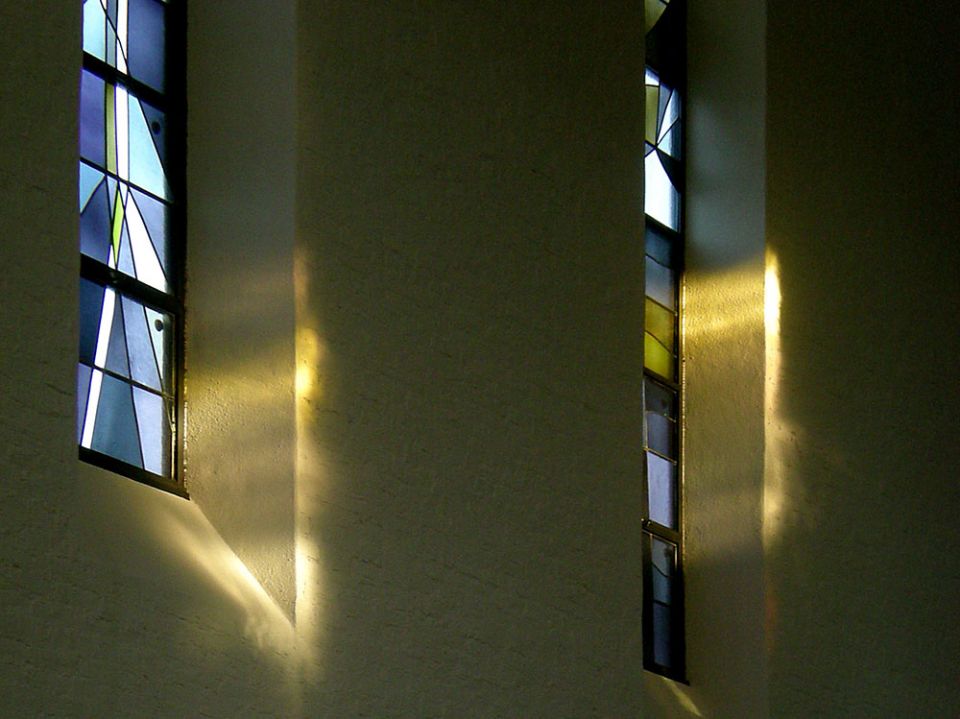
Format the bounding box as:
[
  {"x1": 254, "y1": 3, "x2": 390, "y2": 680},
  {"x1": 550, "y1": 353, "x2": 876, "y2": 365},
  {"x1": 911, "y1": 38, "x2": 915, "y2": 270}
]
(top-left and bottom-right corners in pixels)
[
  {"x1": 645, "y1": 0, "x2": 669, "y2": 33},
  {"x1": 645, "y1": 225, "x2": 674, "y2": 267},
  {"x1": 644, "y1": 151, "x2": 680, "y2": 230},
  {"x1": 645, "y1": 297, "x2": 675, "y2": 353},
  {"x1": 79, "y1": 70, "x2": 106, "y2": 168},
  {"x1": 651, "y1": 536, "x2": 676, "y2": 604},
  {"x1": 645, "y1": 256, "x2": 675, "y2": 311},
  {"x1": 653, "y1": 602, "x2": 673, "y2": 668},
  {"x1": 128, "y1": 0, "x2": 166, "y2": 92},
  {"x1": 77, "y1": 363, "x2": 93, "y2": 442},
  {"x1": 82, "y1": 0, "x2": 107, "y2": 62},
  {"x1": 644, "y1": 332, "x2": 673, "y2": 380},
  {"x1": 646, "y1": 451, "x2": 677, "y2": 528},
  {"x1": 645, "y1": 411, "x2": 676, "y2": 459},
  {"x1": 132, "y1": 385, "x2": 171, "y2": 475},
  {"x1": 89, "y1": 372, "x2": 143, "y2": 468},
  {"x1": 644, "y1": 377, "x2": 676, "y2": 418}
]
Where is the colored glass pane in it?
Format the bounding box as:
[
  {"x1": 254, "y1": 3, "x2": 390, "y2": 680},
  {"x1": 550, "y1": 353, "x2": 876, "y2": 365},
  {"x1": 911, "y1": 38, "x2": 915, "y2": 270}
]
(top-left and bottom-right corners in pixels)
[
  {"x1": 644, "y1": 150, "x2": 680, "y2": 230},
  {"x1": 128, "y1": 0, "x2": 166, "y2": 92},
  {"x1": 645, "y1": 225, "x2": 674, "y2": 267},
  {"x1": 644, "y1": 332, "x2": 673, "y2": 380},
  {"x1": 645, "y1": 256, "x2": 675, "y2": 310},
  {"x1": 645, "y1": 297, "x2": 675, "y2": 353},
  {"x1": 645, "y1": 0, "x2": 670, "y2": 33},
  {"x1": 647, "y1": 452, "x2": 676, "y2": 528}
]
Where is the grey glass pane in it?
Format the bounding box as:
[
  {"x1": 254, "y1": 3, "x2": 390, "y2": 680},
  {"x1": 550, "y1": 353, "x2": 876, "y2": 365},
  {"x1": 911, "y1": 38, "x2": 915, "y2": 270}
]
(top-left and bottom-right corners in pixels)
[
  {"x1": 653, "y1": 602, "x2": 673, "y2": 668},
  {"x1": 645, "y1": 411, "x2": 676, "y2": 459},
  {"x1": 645, "y1": 225, "x2": 674, "y2": 267},
  {"x1": 91, "y1": 373, "x2": 143, "y2": 468},
  {"x1": 644, "y1": 377, "x2": 676, "y2": 418},
  {"x1": 646, "y1": 256, "x2": 676, "y2": 311}
]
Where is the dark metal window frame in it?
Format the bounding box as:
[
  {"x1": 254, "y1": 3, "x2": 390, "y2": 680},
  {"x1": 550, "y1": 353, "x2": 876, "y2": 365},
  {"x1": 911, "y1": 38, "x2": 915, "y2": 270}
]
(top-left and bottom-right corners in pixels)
[
  {"x1": 79, "y1": 0, "x2": 188, "y2": 498},
  {"x1": 642, "y1": 0, "x2": 687, "y2": 682}
]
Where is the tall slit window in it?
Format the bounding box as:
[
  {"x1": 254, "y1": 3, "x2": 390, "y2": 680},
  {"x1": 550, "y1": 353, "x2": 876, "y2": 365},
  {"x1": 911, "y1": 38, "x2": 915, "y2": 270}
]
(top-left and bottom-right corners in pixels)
[
  {"x1": 78, "y1": 0, "x2": 186, "y2": 495},
  {"x1": 642, "y1": 0, "x2": 685, "y2": 680}
]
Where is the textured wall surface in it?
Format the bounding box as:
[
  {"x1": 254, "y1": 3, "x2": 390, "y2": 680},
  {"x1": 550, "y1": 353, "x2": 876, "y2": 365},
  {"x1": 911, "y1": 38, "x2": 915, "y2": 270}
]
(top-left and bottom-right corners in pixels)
[
  {"x1": 3, "y1": 1, "x2": 957, "y2": 717},
  {"x1": 765, "y1": 1, "x2": 960, "y2": 716}
]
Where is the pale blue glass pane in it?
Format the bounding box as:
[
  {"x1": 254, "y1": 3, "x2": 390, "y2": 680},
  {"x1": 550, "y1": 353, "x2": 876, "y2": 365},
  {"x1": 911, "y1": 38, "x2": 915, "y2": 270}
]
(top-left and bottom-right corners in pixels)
[
  {"x1": 128, "y1": 0, "x2": 166, "y2": 92},
  {"x1": 133, "y1": 386, "x2": 168, "y2": 475},
  {"x1": 644, "y1": 151, "x2": 680, "y2": 230},
  {"x1": 92, "y1": 373, "x2": 143, "y2": 468},
  {"x1": 127, "y1": 93, "x2": 169, "y2": 199},
  {"x1": 143, "y1": 307, "x2": 170, "y2": 392},
  {"x1": 647, "y1": 451, "x2": 677, "y2": 528},
  {"x1": 79, "y1": 163, "x2": 103, "y2": 212},
  {"x1": 645, "y1": 256, "x2": 675, "y2": 310},
  {"x1": 77, "y1": 363, "x2": 93, "y2": 442},
  {"x1": 122, "y1": 295, "x2": 162, "y2": 391},
  {"x1": 82, "y1": 0, "x2": 107, "y2": 61},
  {"x1": 130, "y1": 187, "x2": 168, "y2": 273},
  {"x1": 79, "y1": 70, "x2": 105, "y2": 167},
  {"x1": 659, "y1": 123, "x2": 680, "y2": 159}
]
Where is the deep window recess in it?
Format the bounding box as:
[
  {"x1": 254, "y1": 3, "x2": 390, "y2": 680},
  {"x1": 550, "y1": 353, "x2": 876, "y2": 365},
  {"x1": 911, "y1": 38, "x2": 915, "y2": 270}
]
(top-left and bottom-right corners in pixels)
[
  {"x1": 77, "y1": 0, "x2": 186, "y2": 496},
  {"x1": 642, "y1": 0, "x2": 686, "y2": 680}
]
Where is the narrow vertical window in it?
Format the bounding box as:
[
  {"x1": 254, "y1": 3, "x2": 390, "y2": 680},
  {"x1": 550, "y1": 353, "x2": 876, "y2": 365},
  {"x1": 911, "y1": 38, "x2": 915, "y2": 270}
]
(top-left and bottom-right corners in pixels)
[
  {"x1": 642, "y1": 0, "x2": 685, "y2": 679},
  {"x1": 78, "y1": 0, "x2": 186, "y2": 495}
]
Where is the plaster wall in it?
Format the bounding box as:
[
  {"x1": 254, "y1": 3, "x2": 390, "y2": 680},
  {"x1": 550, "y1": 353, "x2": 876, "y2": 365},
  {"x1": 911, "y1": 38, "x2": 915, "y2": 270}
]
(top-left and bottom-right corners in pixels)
[
  {"x1": 764, "y1": 1, "x2": 960, "y2": 715},
  {"x1": 291, "y1": 2, "x2": 648, "y2": 713}
]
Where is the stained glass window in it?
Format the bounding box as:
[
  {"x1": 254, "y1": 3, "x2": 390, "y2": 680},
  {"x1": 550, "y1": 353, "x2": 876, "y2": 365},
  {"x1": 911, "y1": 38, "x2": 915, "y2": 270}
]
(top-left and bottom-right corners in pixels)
[
  {"x1": 78, "y1": 0, "x2": 185, "y2": 495},
  {"x1": 642, "y1": 0, "x2": 685, "y2": 680}
]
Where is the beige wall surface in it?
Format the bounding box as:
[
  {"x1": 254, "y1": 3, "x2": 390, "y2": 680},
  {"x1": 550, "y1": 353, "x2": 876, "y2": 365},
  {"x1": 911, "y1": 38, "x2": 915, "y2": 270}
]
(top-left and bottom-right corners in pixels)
[{"x1": 764, "y1": 1, "x2": 960, "y2": 716}]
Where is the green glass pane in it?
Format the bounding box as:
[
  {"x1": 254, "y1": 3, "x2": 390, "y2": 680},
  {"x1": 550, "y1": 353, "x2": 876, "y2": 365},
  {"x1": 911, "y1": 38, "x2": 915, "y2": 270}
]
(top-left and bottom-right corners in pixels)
[
  {"x1": 645, "y1": 332, "x2": 673, "y2": 380},
  {"x1": 646, "y1": 297, "x2": 675, "y2": 353},
  {"x1": 645, "y1": 79, "x2": 660, "y2": 145}
]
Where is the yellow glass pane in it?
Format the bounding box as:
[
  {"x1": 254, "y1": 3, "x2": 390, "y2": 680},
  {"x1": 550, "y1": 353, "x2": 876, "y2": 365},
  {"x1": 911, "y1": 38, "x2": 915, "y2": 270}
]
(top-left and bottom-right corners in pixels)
[
  {"x1": 646, "y1": 83, "x2": 659, "y2": 145},
  {"x1": 645, "y1": 297, "x2": 675, "y2": 353},
  {"x1": 645, "y1": 0, "x2": 669, "y2": 33},
  {"x1": 645, "y1": 332, "x2": 673, "y2": 379}
]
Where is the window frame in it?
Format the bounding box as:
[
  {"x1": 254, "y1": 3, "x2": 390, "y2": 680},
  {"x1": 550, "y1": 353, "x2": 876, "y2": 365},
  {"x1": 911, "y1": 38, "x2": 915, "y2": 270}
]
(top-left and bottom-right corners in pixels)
[
  {"x1": 77, "y1": 0, "x2": 188, "y2": 497},
  {"x1": 642, "y1": 0, "x2": 687, "y2": 682}
]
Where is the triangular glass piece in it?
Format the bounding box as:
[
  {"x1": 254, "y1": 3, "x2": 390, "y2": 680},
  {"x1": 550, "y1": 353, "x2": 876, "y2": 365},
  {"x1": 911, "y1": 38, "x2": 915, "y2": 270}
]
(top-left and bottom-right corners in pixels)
[
  {"x1": 79, "y1": 164, "x2": 104, "y2": 212},
  {"x1": 130, "y1": 187, "x2": 168, "y2": 272},
  {"x1": 133, "y1": 387, "x2": 167, "y2": 475},
  {"x1": 144, "y1": 307, "x2": 168, "y2": 392},
  {"x1": 122, "y1": 296, "x2": 162, "y2": 392},
  {"x1": 104, "y1": 294, "x2": 130, "y2": 377},
  {"x1": 127, "y1": 93, "x2": 169, "y2": 199},
  {"x1": 127, "y1": 190, "x2": 167, "y2": 291},
  {"x1": 80, "y1": 180, "x2": 111, "y2": 264},
  {"x1": 91, "y1": 373, "x2": 143, "y2": 468}
]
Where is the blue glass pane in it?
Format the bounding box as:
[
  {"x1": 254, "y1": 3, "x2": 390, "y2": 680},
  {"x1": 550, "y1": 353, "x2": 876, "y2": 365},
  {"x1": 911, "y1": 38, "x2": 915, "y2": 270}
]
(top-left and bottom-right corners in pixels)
[
  {"x1": 104, "y1": 294, "x2": 130, "y2": 376},
  {"x1": 79, "y1": 163, "x2": 103, "y2": 212},
  {"x1": 117, "y1": 224, "x2": 136, "y2": 276},
  {"x1": 645, "y1": 225, "x2": 674, "y2": 267},
  {"x1": 645, "y1": 411, "x2": 676, "y2": 459},
  {"x1": 651, "y1": 537, "x2": 675, "y2": 604},
  {"x1": 128, "y1": 0, "x2": 166, "y2": 92},
  {"x1": 91, "y1": 373, "x2": 143, "y2": 468},
  {"x1": 77, "y1": 363, "x2": 93, "y2": 443},
  {"x1": 79, "y1": 70, "x2": 105, "y2": 167},
  {"x1": 653, "y1": 603, "x2": 673, "y2": 668},
  {"x1": 133, "y1": 386, "x2": 168, "y2": 475},
  {"x1": 80, "y1": 175, "x2": 111, "y2": 264},
  {"x1": 121, "y1": 295, "x2": 162, "y2": 391},
  {"x1": 79, "y1": 278, "x2": 105, "y2": 365}
]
